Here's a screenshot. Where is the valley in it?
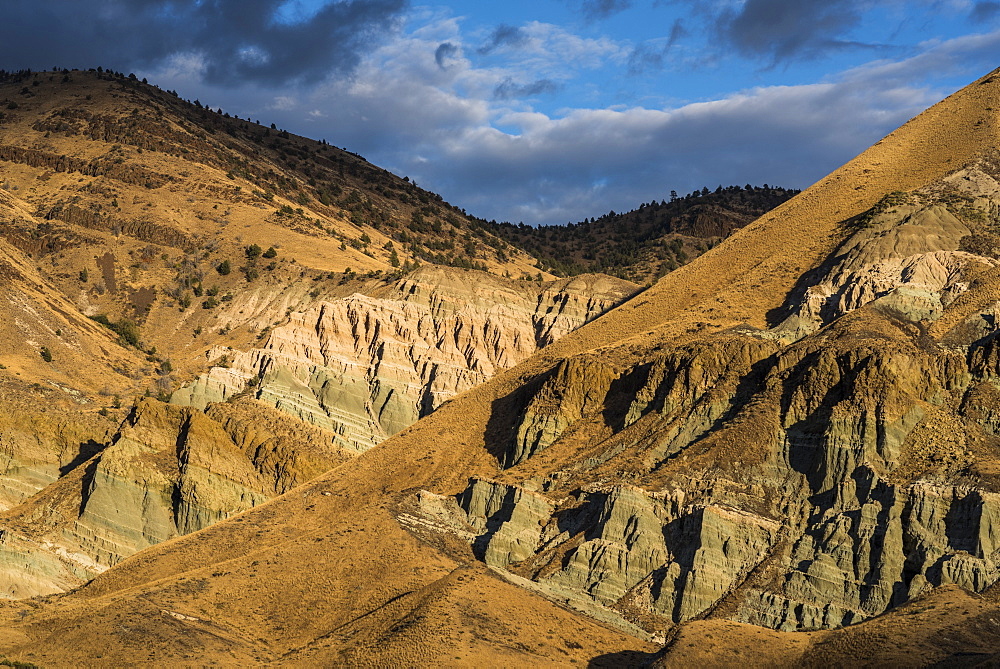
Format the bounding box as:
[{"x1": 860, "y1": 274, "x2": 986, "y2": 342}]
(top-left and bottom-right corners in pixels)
[{"x1": 1, "y1": 64, "x2": 999, "y2": 666}]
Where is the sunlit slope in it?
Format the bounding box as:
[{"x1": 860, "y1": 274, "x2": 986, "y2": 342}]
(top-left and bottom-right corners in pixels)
[
  {"x1": 543, "y1": 65, "x2": 1000, "y2": 355},
  {"x1": 0, "y1": 68, "x2": 998, "y2": 666}
]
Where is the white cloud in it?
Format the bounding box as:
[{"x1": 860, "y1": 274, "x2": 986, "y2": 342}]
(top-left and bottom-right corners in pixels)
[{"x1": 269, "y1": 96, "x2": 298, "y2": 111}]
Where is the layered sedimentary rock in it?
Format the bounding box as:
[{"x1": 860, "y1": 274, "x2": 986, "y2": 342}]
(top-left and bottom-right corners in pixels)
[
  {"x1": 775, "y1": 161, "x2": 1000, "y2": 339},
  {"x1": 173, "y1": 267, "x2": 636, "y2": 451},
  {"x1": 413, "y1": 157, "x2": 1000, "y2": 635},
  {"x1": 0, "y1": 267, "x2": 631, "y2": 599},
  {"x1": 0, "y1": 397, "x2": 349, "y2": 597},
  {"x1": 3, "y1": 68, "x2": 1000, "y2": 667}
]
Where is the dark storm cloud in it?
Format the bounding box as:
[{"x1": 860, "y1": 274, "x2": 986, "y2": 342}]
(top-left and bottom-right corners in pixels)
[
  {"x1": 720, "y1": 0, "x2": 865, "y2": 61},
  {"x1": 710, "y1": 0, "x2": 870, "y2": 62},
  {"x1": 493, "y1": 77, "x2": 560, "y2": 100},
  {"x1": 971, "y1": 1, "x2": 1000, "y2": 22},
  {"x1": 0, "y1": 0, "x2": 407, "y2": 85},
  {"x1": 579, "y1": 0, "x2": 634, "y2": 19},
  {"x1": 477, "y1": 24, "x2": 529, "y2": 55},
  {"x1": 435, "y1": 42, "x2": 460, "y2": 69}
]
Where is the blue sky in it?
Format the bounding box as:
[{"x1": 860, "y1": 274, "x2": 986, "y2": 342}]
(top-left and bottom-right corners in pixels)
[{"x1": 1, "y1": 0, "x2": 999, "y2": 224}]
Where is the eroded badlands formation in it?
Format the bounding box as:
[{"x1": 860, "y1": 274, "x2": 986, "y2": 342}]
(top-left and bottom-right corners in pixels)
[
  {"x1": 2, "y1": 68, "x2": 1000, "y2": 666},
  {"x1": 173, "y1": 266, "x2": 636, "y2": 451}
]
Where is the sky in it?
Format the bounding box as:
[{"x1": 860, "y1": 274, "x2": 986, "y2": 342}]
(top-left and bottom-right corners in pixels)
[{"x1": 0, "y1": 1, "x2": 999, "y2": 225}]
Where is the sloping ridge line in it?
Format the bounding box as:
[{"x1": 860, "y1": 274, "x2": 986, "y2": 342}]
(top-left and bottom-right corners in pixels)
[
  {"x1": 1, "y1": 67, "x2": 999, "y2": 664},
  {"x1": 36, "y1": 63, "x2": 1000, "y2": 604}
]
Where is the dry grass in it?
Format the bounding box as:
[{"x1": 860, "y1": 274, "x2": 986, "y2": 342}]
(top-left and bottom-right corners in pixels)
[{"x1": 0, "y1": 68, "x2": 997, "y2": 666}]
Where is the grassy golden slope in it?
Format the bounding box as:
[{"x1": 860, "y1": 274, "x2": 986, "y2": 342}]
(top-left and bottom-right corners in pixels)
[
  {"x1": 0, "y1": 69, "x2": 549, "y2": 395},
  {"x1": 0, "y1": 68, "x2": 997, "y2": 666}
]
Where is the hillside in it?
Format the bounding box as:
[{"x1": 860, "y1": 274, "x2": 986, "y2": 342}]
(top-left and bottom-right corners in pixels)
[
  {"x1": 484, "y1": 184, "x2": 799, "y2": 282},
  {"x1": 0, "y1": 67, "x2": 998, "y2": 666},
  {"x1": 0, "y1": 67, "x2": 540, "y2": 273},
  {"x1": 0, "y1": 67, "x2": 557, "y2": 387},
  {"x1": 0, "y1": 68, "x2": 640, "y2": 601}
]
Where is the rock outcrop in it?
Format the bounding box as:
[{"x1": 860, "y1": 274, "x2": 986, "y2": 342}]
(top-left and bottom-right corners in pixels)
[
  {"x1": 774, "y1": 163, "x2": 1000, "y2": 339},
  {"x1": 0, "y1": 397, "x2": 350, "y2": 597},
  {"x1": 2, "y1": 67, "x2": 1000, "y2": 667},
  {"x1": 172, "y1": 267, "x2": 636, "y2": 451},
  {"x1": 415, "y1": 157, "x2": 1000, "y2": 635}
]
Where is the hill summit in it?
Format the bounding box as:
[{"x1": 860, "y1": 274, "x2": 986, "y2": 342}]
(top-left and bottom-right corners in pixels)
[{"x1": 3, "y1": 66, "x2": 1000, "y2": 666}]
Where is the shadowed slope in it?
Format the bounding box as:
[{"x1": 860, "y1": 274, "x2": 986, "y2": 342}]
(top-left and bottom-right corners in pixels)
[{"x1": 0, "y1": 69, "x2": 999, "y2": 666}]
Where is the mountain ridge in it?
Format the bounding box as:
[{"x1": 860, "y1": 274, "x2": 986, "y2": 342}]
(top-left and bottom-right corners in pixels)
[
  {"x1": 0, "y1": 66, "x2": 1000, "y2": 664},
  {"x1": 485, "y1": 184, "x2": 800, "y2": 282},
  {"x1": 2, "y1": 66, "x2": 999, "y2": 665}
]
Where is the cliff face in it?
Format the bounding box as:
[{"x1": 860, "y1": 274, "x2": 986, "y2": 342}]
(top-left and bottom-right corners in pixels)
[
  {"x1": 0, "y1": 267, "x2": 631, "y2": 598},
  {"x1": 172, "y1": 267, "x2": 636, "y2": 451},
  {"x1": 440, "y1": 157, "x2": 1000, "y2": 634}
]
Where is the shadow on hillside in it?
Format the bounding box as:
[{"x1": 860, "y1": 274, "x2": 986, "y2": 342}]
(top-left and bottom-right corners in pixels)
[
  {"x1": 763, "y1": 240, "x2": 850, "y2": 328},
  {"x1": 481, "y1": 369, "x2": 554, "y2": 467},
  {"x1": 601, "y1": 362, "x2": 652, "y2": 433},
  {"x1": 587, "y1": 649, "x2": 660, "y2": 668},
  {"x1": 77, "y1": 458, "x2": 100, "y2": 518},
  {"x1": 60, "y1": 439, "x2": 103, "y2": 476}
]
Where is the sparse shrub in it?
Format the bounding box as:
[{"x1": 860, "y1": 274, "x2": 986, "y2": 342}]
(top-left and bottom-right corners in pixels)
[
  {"x1": 854, "y1": 191, "x2": 911, "y2": 228},
  {"x1": 216, "y1": 259, "x2": 231, "y2": 275},
  {"x1": 245, "y1": 244, "x2": 262, "y2": 259},
  {"x1": 113, "y1": 319, "x2": 141, "y2": 347},
  {"x1": 79, "y1": 268, "x2": 88, "y2": 282},
  {"x1": 262, "y1": 246, "x2": 277, "y2": 258},
  {"x1": 959, "y1": 232, "x2": 1000, "y2": 258},
  {"x1": 40, "y1": 346, "x2": 52, "y2": 362}
]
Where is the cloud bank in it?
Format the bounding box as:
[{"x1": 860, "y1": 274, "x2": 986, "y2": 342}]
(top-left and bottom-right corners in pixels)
[
  {"x1": 0, "y1": 0, "x2": 407, "y2": 85},
  {"x1": 153, "y1": 21, "x2": 996, "y2": 226},
  {"x1": 3, "y1": 1, "x2": 998, "y2": 227}
]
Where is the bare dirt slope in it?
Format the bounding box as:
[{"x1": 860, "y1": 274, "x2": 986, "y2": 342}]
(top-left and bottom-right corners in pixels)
[{"x1": 0, "y1": 68, "x2": 999, "y2": 667}]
